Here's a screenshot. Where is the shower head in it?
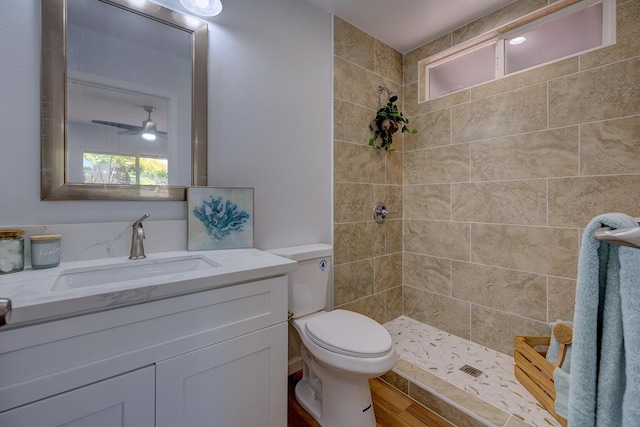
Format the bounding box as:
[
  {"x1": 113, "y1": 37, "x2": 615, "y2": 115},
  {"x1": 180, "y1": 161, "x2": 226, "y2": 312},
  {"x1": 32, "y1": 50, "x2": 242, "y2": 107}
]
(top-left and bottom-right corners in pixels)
[{"x1": 377, "y1": 85, "x2": 398, "y2": 102}]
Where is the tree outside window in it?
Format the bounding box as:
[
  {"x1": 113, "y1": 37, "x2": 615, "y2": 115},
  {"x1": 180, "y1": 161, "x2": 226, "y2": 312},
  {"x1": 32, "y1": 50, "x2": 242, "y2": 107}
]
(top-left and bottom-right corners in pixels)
[{"x1": 83, "y1": 151, "x2": 168, "y2": 185}]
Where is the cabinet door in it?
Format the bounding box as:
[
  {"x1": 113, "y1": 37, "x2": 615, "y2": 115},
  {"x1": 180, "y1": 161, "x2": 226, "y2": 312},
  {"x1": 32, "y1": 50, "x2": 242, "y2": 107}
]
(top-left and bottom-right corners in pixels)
[
  {"x1": 0, "y1": 366, "x2": 154, "y2": 427},
  {"x1": 156, "y1": 323, "x2": 287, "y2": 427}
]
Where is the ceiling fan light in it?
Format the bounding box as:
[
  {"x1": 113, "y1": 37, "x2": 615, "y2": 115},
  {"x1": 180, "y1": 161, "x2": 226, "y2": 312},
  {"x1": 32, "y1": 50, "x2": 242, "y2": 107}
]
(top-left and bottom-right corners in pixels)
[
  {"x1": 142, "y1": 121, "x2": 157, "y2": 141},
  {"x1": 179, "y1": 0, "x2": 222, "y2": 16}
]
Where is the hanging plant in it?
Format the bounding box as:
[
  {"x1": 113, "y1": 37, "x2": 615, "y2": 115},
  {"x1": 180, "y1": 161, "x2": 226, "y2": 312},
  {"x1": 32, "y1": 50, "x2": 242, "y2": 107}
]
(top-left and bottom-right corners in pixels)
[{"x1": 368, "y1": 101, "x2": 417, "y2": 151}]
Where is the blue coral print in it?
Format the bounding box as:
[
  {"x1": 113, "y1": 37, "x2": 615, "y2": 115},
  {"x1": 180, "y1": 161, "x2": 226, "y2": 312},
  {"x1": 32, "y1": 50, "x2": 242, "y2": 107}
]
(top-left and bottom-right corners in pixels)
[{"x1": 192, "y1": 197, "x2": 250, "y2": 242}]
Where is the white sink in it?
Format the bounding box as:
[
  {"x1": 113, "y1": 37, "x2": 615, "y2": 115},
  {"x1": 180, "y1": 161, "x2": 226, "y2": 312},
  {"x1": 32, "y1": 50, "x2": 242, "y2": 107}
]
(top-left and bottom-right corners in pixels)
[{"x1": 52, "y1": 256, "x2": 221, "y2": 290}]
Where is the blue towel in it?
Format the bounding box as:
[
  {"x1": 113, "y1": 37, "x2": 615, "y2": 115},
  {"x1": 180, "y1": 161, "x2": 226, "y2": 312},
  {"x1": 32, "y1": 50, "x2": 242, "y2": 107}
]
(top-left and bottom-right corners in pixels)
[
  {"x1": 568, "y1": 213, "x2": 640, "y2": 427},
  {"x1": 554, "y1": 367, "x2": 570, "y2": 419}
]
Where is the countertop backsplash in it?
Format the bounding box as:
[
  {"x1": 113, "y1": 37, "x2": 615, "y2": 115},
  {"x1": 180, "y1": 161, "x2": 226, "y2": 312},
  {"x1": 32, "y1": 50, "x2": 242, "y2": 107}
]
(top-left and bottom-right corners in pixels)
[{"x1": 7, "y1": 220, "x2": 187, "y2": 266}]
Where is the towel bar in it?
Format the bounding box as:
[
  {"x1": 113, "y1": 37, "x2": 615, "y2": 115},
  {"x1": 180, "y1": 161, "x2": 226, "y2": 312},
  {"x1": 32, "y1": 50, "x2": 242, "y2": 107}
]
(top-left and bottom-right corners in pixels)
[{"x1": 594, "y1": 219, "x2": 640, "y2": 248}]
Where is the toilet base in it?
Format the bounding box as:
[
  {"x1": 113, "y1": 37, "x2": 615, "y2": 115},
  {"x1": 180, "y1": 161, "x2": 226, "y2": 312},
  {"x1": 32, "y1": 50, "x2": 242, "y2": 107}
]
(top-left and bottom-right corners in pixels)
[
  {"x1": 295, "y1": 376, "x2": 322, "y2": 421},
  {"x1": 295, "y1": 348, "x2": 377, "y2": 427}
]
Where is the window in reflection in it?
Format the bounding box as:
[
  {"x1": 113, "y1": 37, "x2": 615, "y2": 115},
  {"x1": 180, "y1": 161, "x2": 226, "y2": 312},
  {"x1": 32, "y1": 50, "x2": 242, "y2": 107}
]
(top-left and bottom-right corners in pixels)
[{"x1": 82, "y1": 151, "x2": 168, "y2": 186}]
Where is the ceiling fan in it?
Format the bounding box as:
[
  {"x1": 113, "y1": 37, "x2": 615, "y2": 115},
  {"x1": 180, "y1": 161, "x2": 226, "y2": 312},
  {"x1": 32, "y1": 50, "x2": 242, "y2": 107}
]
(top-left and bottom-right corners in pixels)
[{"x1": 91, "y1": 106, "x2": 166, "y2": 141}]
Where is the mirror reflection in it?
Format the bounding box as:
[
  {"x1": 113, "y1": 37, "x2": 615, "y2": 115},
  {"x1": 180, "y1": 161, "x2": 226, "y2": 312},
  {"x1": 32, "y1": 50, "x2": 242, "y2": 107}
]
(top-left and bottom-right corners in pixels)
[{"x1": 41, "y1": 0, "x2": 208, "y2": 201}]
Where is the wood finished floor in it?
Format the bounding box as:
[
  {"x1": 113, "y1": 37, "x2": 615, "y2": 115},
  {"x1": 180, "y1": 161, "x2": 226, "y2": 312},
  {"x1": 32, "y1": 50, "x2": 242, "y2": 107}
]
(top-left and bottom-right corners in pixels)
[{"x1": 287, "y1": 373, "x2": 454, "y2": 427}]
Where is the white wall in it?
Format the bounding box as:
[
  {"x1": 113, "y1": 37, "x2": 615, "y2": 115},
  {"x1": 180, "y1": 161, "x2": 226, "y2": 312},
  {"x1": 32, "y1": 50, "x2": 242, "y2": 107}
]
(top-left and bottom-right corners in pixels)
[
  {"x1": 0, "y1": 0, "x2": 332, "y2": 251},
  {"x1": 203, "y1": 0, "x2": 334, "y2": 249}
]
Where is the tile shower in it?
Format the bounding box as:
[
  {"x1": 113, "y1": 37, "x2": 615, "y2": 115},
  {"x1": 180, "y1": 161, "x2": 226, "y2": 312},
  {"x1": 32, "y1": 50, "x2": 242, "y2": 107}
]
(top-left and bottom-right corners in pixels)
[{"x1": 333, "y1": 0, "x2": 640, "y2": 423}]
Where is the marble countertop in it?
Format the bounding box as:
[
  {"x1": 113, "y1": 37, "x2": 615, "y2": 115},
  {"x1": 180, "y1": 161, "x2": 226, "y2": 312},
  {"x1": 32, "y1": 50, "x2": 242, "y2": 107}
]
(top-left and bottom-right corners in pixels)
[{"x1": 0, "y1": 249, "x2": 297, "y2": 327}]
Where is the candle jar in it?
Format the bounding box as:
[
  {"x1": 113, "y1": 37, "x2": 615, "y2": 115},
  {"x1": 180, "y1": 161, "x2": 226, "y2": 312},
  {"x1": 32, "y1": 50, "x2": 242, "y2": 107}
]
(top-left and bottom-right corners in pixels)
[
  {"x1": 31, "y1": 235, "x2": 62, "y2": 269},
  {"x1": 0, "y1": 229, "x2": 25, "y2": 274}
]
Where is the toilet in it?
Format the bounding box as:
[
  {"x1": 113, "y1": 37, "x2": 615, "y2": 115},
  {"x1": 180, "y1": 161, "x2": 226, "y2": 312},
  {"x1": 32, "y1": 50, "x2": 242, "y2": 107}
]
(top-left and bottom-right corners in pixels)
[{"x1": 268, "y1": 244, "x2": 398, "y2": 427}]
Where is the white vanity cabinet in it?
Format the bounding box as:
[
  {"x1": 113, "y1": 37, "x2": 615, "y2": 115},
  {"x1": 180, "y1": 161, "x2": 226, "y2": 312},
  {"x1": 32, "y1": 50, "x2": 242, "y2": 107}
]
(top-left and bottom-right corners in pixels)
[
  {"x1": 0, "y1": 276, "x2": 288, "y2": 427},
  {"x1": 156, "y1": 323, "x2": 286, "y2": 427},
  {"x1": 0, "y1": 366, "x2": 155, "y2": 427}
]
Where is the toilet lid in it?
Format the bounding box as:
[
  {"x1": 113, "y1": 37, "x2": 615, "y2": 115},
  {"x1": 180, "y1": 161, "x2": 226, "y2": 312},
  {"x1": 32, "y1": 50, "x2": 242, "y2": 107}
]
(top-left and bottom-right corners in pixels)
[{"x1": 304, "y1": 310, "x2": 392, "y2": 358}]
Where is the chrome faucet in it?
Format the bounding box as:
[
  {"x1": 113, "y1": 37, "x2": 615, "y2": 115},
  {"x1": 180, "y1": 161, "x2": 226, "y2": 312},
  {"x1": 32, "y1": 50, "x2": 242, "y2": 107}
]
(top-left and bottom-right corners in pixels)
[{"x1": 129, "y1": 213, "x2": 150, "y2": 260}]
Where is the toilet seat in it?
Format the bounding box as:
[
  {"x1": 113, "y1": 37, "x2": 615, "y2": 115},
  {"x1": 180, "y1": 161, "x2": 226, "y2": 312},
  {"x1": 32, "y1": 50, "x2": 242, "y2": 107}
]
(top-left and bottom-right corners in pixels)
[{"x1": 304, "y1": 310, "x2": 392, "y2": 358}]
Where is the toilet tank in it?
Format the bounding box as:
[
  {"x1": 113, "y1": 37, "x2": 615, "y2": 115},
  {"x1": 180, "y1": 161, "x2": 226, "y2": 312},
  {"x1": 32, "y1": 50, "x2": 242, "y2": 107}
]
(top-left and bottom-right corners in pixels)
[{"x1": 267, "y1": 244, "x2": 332, "y2": 318}]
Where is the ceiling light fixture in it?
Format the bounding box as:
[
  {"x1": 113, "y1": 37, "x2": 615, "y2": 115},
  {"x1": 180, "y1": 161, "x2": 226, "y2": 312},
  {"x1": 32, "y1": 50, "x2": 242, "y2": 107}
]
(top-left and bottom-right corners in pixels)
[
  {"x1": 141, "y1": 106, "x2": 157, "y2": 141},
  {"x1": 509, "y1": 36, "x2": 527, "y2": 46},
  {"x1": 179, "y1": 0, "x2": 222, "y2": 16},
  {"x1": 142, "y1": 122, "x2": 157, "y2": 141}
]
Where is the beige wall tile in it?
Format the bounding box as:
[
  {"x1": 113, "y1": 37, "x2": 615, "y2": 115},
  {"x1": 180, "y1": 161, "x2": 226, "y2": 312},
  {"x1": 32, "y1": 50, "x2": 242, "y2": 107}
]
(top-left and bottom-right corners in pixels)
[
  {"x1": 375, "y1": 253, "x2": 403, "y2": 292},
  {"x1": 334, "y1": 182, "x2": 374, "y2": 223},
  {"x1": 404, "y1": 252, "x2": 451, "y2": 295},
  {"x1": 404, "y1": 34, "x2": 451, "y2": 85},
  {"x1": 386, "y1": 150, "x2": 404, "y2": 184},
  {"x1": 470, "y1": 57, "x2": 577, "y2": 100},
  {"x1": 403, "y1": 82, "x2": 426, "y2": 118},
  {"x1": 385, "y1": 219, "x2": 404, "y2": 254},
  {"x1": 334, "y1": 56, "x2": 401, "y2": 110},
  {"x1": 580, "y1": 116, "x2": 640, "y2": 175},
  {"x1": 405, "y1": 144, "x2": 470, "y2": 185},
  {"x1": 580, "y1": 0, "x2": 640, "y2": 70},
  {"x1": 452, "y1": 262, "x2": 547, "y2": 321},
  {"x1": 548, "y1": 175, "x2": 640, "y2": 227},
  {"x1": 405, "y1": 220, "x2": 470, "y2": 261},
  {"x1": 404, "y1": 184, "x2": 451, "y2": 220},
  {"x1": 334, "y1": 98, "x2": 374, "y2": 145},
  {"x1": 548, "y1": 57, "x2": 640, "y2": 127},
  {"x1": 333, "y1": 17, "x2": 374, "y2": 70},
  {"x1": 334, "y1": 222, "x2": 385, "y2": 264},
  {"x1": 548, "y1": 276, "x2": 576, "y2": 322},
  {"x1": 423, "y1": 89, "x2": 471, "y2": 115},
  {"x1": 374, "y1": 40, "x2": 403, "y2": 85},
  {"x1": 452, "y1": 83, "x2": 547, "y2": 143},
  {"x1": 404, "y1": 109, "x2": 451, "y2": 151},
  {"x1": 338, "y1": 292, "x2": 386, "y2": 324},
  {"x1": 404, "y1": 82, "x2": 470, "y2": 118},
  {"x1": 375, "y1": 185, "x2": 404, "y2": 218},
  {"x1": 334, "y1": 140, "x2": 386, "y2": 184},
  {"x1": 333, "y1": 259, "x2": 374, "y2": 306},
  {"x1": 470, "y1": 305, "x2": 549, "y2": 355},
  {"x1": 404, "y1": 286, "x2": 471, "y2": 339},
  {"x1": 470, "y1": 224, "x2": 579, "y2": 278},
  {"x1": 451, "y1": 0, "x2": 547, "y2": 45},
  {"x1": 452, "y1": 180, "x2": 547, "y2": 225},
  {"x1": 470, "y1": 127, "x2": 579, "y2": 181},
  {"x1": 385, "y1": 286, "x2": 403, "y2": 322}
]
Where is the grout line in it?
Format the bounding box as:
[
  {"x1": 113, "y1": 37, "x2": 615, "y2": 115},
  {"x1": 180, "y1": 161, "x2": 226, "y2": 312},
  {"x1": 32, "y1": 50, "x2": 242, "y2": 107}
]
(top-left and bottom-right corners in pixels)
[
  {"x1": 578, "y1": 123, "x2": 582, "y2": 177},
  {"x1": 546, "y1": 275, "x2": 550, "y2": 323},
  {"x1": 547, "y1": 81, "x2": 550, "y2": 130},
  {"x1": 546, "y1": 178, "x2": 550, "y2": 227}
]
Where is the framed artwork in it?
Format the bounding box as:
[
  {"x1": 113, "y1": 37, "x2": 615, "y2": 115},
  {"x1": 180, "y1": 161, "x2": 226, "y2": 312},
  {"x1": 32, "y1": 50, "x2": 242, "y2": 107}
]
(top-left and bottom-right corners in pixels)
[{"x1": 187, "y1": 187, "x2": 254, "y2": 250}]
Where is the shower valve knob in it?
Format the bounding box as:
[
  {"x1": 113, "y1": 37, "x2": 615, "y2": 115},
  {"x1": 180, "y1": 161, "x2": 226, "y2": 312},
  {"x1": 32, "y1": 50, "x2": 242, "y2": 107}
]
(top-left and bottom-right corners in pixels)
[{"x1": 373, "y1": 202, "x2": 396, "y2": 223}]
